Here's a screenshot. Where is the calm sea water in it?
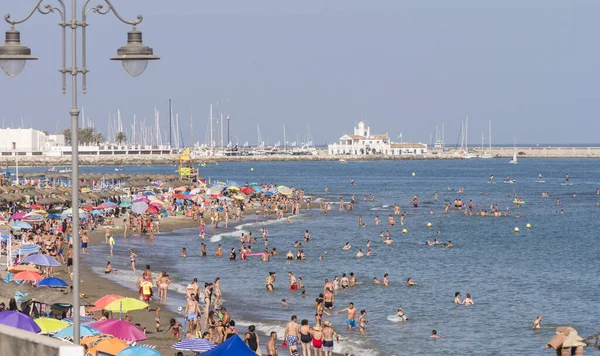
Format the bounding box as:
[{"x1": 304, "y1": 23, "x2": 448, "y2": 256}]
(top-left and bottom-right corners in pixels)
[{"x1": 51, "y1": 159, "x2": 600, "y2": 355}]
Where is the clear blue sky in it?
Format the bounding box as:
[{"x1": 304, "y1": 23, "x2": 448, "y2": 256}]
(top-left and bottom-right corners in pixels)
[{"x1": 0, "y1": 0, "x2": 597, "y2": 145}]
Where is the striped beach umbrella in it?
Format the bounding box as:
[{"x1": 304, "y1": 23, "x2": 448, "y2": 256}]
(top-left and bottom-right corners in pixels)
[{"x1": 172, "y1": 338, "x2": 217, "y2": 352}]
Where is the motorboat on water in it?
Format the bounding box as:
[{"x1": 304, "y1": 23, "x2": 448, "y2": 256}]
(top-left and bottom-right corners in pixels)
[
  {"x1": 339, "y1": 158, "x2": 347, "y2": 164},
  {"x1": 58, "y1": 168, "x2": 72, "y2": 173},
  {"x1": 47, "y1": 167, "x2": 57, "y2": 172}
]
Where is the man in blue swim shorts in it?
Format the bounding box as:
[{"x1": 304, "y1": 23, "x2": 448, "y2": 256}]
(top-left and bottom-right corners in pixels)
[{"x1": 335, "y1": 302, "x2": 358, "y2": 330}]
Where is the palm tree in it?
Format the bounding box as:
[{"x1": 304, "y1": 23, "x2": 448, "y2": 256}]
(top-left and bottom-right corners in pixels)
[
  {"x1": 115, "y1": 131, "x2": 127, "y2": 146},
  {"x1": 61, "y1": 128, "x2": 71, "y2": 145},
  {"x1": 92, "y1": 132, "x2": 104, "y2": 145}
]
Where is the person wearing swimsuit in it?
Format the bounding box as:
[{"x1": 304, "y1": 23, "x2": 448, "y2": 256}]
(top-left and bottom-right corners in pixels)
[
  {"x1": 266, "y1": 272, "x2": 276, "y2": 291},
  {"x1": 243, "y1": 325, "x2": 260, "y2": 352},
  {"x1": 129, "y1": 249, "x2": 137, "y2": 272},
  {"x1": 312, "y1": 324, "x2": 323, "y2": 356},
  {"x1": 299, "y1": 319, "x2": 312, "y2": 356}
]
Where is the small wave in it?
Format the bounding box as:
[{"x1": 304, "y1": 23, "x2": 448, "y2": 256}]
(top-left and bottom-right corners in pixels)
[
  {"x1": 210, "y1": 229, "x2": 251, "y2": 242},
  {"x1": 369, "y1": 207, "x2": 390, "y2": 211}
]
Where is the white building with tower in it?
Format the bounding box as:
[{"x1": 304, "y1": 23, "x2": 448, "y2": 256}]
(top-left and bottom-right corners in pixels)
[{"x1": 328, "y1": 122, "x2": 427, "y2": 156}]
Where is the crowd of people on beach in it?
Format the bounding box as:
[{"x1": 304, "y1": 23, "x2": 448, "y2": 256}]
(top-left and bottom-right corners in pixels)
[{"x1": 1, "y1": 170, "x2": 594, "y2": 355}]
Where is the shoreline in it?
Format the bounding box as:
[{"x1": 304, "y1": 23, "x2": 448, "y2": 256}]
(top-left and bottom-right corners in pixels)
[{"x1": 4, "y1": 147, "x2": 600, "y2": 167}]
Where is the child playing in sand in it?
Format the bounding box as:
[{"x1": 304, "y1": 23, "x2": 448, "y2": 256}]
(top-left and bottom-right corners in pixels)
[{"x1": 165, "y1": 318, "x2": 181, "y2": 341}]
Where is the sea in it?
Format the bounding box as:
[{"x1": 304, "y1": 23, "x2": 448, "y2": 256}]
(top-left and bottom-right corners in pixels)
[{"x1": 22, "y1": 159, "x2": 600, "y2": 355}]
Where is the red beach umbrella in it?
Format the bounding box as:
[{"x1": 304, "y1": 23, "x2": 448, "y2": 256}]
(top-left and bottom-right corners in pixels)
[
  {"x1": 146, "y1": 206, "x2": 159, "y2": 215},
  {"x1": 89, "y1": 294, "x2": 125, "y2": 312},
  {"x1": 240, "y1": 187, "x2": 256, "y2": 194},
  {"x1": 173, "y1": 193, "x2": 187, "y2": 200},
  {"x1": 13, "y1": 271, "x2": 43, "y2": 282},
  {"x1": 29, "y1": 204, "x2": 43, "y2": 210}
]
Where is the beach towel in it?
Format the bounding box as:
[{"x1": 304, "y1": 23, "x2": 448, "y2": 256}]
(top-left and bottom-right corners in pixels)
[
  {"x1": 14, "y1": 291, "x2": 27, "y2": 302},
  {"x1": 2, "y1": 272, "x2": 12, "y2": 283}
]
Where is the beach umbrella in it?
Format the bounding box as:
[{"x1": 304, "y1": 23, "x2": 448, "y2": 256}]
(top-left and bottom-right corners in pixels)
[
  {"x1": 47, "y1": 214, "x2": 61, "y2": 219},
  {"x1": 233, "y1": 195, "x2": 245, "y2": 201},
  {"x1": 37, "y1": 277, "x2": 69, "y2": 288},
  {"x1": 174, "y1": 186, "x2": 187, "y2": 192},
  {"x1": 146, "y1": 206, "x2": 159, "y2": 215},
  {"x1": 132, "y1": 201, "x2": 148, "y2": 214},
  {"x1": 240, "y1": 187, "x2": 256, "y2": 194},
  {"x1": 149, "y1": 200, "x2": 165, "y2": 206},
  {"x1": 89, "y1": 319, "x2": 147, "y2": 342},
  {"x1": 13, "y1": 271, "x2": 43, "y2": 282},
  {"x1": 103, "y1": 298, "x2": 148, "y2": 313},
  {"x1": 172, "y1": 338, "x2": 217, "y2": 352},
  {"x1": 82, "y1": 335, "x2": 129, "y2": 356},
  {"x1": 117, "y1": 346, "x2": 161, "y2": 356},
  {"x1": 89, "y1": 210, "x2": 103, "y2": 215},
  {"x1": 173, "y1": 193, "x2": 188, "y2": 199},
  {"x1": 22, "y1": 253, "x2": 61, "y2": 267},
  {"x1": 62, "y1": 316, "x2": 96, "y2": 324},
  {"x1": 190, "y1": 195, "x2": 204, "y2": 204},
  {"x1": 104, "y1": 202, "x2": 118, "y2": 207},
  {"x1": 23, "y1": 212, "x2": 44, "y2": 220},
  {"x1": 29, "y1": 204, "x2": 43, "y2": 209},
  {"x1": 263, "y1": 191, "x2": 274, "y2": 196},
  {"x1": 34, "y1": 317, "x2": 69, "y2": 334},
  {"x1": 0, "y1": 310, "x2": 41, "y2": 333},
  {"x1": 277, "y1": 185, "x2": 292, "y2": 195},
  {"x1": 82, "y1": 205, "x2": 97, "y2": 211},
  {"x1": 61, "y1": 208, "x2": 85, "y2": 216},
  {"x1": 10, "y1": 221, "x2": 33, "y2": 230},
  {"x1": 11, "y1": 244, "x2": 40, "y2": 257},
  {"x1": 8, "y1": 265, "x2": 41, "y2": 275},
  {"x1": 119, "y1": 201, "x2": 132, "y2": 208},
  {"x1": 134, "y1": 197, "x2": 150, "y2": 204},
  {"x1": 226, "y1": 186, "x2": 240, "y2": 192},
  {"x1": 96, "y1": 203, "x2": 111, "y2": 209},
  {"x1": 53, "y1": 324, "x2": 101, "y2": 339},
  {"x1": 10, "y1": 212, "x2": 26, "y2": 220},
  {"x1": 89, "y1": 294, "x2": 124, "y2": 312}
]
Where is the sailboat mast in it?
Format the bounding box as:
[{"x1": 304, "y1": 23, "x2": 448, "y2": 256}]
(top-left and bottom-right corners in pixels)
[
  {"x1": 209, "y1": 104, "x2": 213, "y2": 154},
  {"x1": 489, "y1": 120, "x2": 492, "y2": 150},
  {"x1": 283, "y1": 124, "x2": 286, "y2": 152},
  {"x1": 465, "y1": 116, "x2": 468, "y2": 152},
  {"x1": 169, "y1": 99, "x2": 172, "y2": 148}
]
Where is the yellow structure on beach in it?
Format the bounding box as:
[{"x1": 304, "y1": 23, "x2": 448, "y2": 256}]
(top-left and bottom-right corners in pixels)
[{"x1": 178, "y1": 148, "x2": 198, "y2": 181}]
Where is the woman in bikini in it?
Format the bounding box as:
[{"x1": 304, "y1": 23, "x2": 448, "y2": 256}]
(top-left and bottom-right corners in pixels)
[
  {"x1": 158, "y1": 272, "x2": 171, "y2": 303},
  {"x1": 129, "y1": 249, "x2": 137, "y2": 272},
  {"x1": 299, "y1": 319, "x2": 313, "y2": 356},
  {"x1": 266, "y1": 272, "x2": 276, "y2": 291},
  {"x1": 213, "y1": 277, "x2": 222, "y2": 307}
]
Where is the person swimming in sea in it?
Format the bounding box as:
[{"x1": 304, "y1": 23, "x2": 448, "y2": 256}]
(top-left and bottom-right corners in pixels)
[{"x1": 342, "y1": 242, "x2": 351, "y2": 251}]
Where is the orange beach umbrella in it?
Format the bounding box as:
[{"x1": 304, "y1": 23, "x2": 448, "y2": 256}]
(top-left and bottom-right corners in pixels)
[{"x1": 89, "y1": 294, "x2": 124, "y2": 312}]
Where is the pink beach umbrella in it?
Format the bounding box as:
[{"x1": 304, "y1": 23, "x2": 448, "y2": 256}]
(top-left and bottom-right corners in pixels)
[
  {"x1": 10, "y1": 212, "x2": 25, "y2": 220},
  {"x1": 89, "y1": 319, "x2": 147, "y2": 342}
]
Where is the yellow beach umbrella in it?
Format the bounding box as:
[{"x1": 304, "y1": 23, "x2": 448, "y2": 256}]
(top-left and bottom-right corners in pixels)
[
  {"x1": 233, "y1": 195, "x2": 245, "y2": 200},
  {"x1": 104, "y1": 297, "x2": 148, "y2": 313},
  {"x1": 34, "y1": 317, "x2": 69, "y2": 334},
  {"x1": 277, "y1": 185, "x2": 292, "y2": 196},
  {"x1": 226, "y1": 186, "x2": 240, "y2": 192},
  {"x1": 32, "y1": 210, "x2": 48, "y2": 215},
  {"x1": 149, "y1": 199, "x2": 165, "y2": 206}
]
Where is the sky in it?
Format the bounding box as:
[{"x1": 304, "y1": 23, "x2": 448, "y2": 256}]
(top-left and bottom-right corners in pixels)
[{"x1": 0, "y1": 0, "x2": 598, "y2": 146}]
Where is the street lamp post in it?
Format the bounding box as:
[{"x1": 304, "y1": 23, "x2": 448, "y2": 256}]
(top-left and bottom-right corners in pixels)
[{"x1": 1, "y1": 0, "x2": 159, "y2": 343}]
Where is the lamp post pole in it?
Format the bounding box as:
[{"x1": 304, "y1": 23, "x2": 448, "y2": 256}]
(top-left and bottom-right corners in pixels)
[{"x1": 1, "y1": 0, "x2": 159, "y2": 344}]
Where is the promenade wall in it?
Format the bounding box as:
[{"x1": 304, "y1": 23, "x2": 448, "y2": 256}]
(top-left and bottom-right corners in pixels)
[{"x1": 0, "y1": 323, "x2": 82, "y2": 356}]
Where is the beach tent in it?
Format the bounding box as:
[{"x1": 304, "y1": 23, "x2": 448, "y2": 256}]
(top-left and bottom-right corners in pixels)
[{"x1": 199, "y1": 335, "x2": 257, "y2": 356}]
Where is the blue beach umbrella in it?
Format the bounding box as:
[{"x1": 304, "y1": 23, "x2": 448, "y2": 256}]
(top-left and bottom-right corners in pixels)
[
  {"x1": 89, "y1": 210, "x2": 103, "y2": 215},
  {"x1": 11, "y1": 221, "x2": 33, "y2": 230},
  {"x1": 104, "y1": 202, "x2": 117, "y2": 207},
  {"x1": 172, "y1": 338, "x2": 217, "y2": 353},
  {"x1": 53, "y1": 324, "x2": 101, "y2": 339},
  {"x1": 47, "y1": 214, "x2": 61, "y2": 219},
  {"x1": 22, "y1": 253, "x2": 61, "y2": 267},
  {"x1": 12, "y1": 244, "x2": 40, "y2": 256},
  {"x1": 37, "y1": 277, "x2": 69, "y2": 288},
  {"x1": 117, "y1": 346, "x2": 161, "y2": 356},
  {"x1": 119, "y1": 201, "x2": 132, "y2": 208}
]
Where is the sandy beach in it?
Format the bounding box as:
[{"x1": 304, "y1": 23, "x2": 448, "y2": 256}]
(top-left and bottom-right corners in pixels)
[{"x1": 79, "y1": 216, "x2": 201, "y2": 355}]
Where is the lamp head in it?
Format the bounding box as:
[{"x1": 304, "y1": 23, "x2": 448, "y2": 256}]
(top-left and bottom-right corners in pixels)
[
  {"x1": 0, "y1": 28, "x2": 37, "y2": 77},
  {"x1": 111, "y1": 29, "x2": 159, "y2": 77}
]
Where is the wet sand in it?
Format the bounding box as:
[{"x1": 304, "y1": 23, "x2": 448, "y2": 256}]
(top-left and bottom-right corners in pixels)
[{"x1": 81, "y1": 216, "x2": 199, "y2": 354}]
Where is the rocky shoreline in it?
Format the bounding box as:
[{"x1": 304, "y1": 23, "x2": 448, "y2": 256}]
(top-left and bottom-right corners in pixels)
[{"x1": 1, "y1": 147, "x2": 600, "y2": 167}]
